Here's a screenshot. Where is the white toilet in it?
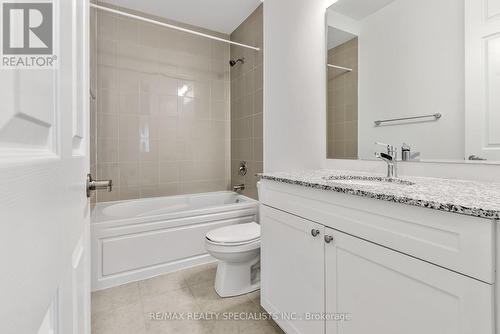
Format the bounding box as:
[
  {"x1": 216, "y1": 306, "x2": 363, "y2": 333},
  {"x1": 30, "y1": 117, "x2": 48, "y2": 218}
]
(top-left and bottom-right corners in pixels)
[{"x1": 205, "y1": 222, "x2": 261, "y2": 297}]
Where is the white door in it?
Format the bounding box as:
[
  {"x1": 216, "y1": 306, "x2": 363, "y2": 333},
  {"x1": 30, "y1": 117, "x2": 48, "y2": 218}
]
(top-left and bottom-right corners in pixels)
[
  {"x1": 324, "y1": 228, "x2": 493, "y2": 334},
  {"x1": 0, "y1": 0, "x2": 91, "y2": 333},
  {"x1": 465, "y1": 0, "x2": 500, "y2": 161},
  {"x1": 260, "y1": 206, "x2": 325, "y2": 334}
]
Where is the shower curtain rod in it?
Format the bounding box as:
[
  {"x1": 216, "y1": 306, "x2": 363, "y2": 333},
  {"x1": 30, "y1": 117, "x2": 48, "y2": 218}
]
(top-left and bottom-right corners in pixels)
[{"x1": 89, "y1": 3, "x2": 261, "y2": 51}]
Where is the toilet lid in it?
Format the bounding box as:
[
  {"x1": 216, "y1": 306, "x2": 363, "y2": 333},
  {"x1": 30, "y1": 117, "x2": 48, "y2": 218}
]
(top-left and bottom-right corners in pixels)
[{"x1": 206, "y1": 222, "x2": 260, "y2": 244}]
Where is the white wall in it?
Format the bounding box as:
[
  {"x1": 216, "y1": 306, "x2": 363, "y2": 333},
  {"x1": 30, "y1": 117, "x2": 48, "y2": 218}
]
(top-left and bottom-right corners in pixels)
[
  {"x1": 263, "y1": 0, "x2": 327, "y2": 172},
  {"x1": 357, "y1": 0, "x2": 465, "y2": 160}
]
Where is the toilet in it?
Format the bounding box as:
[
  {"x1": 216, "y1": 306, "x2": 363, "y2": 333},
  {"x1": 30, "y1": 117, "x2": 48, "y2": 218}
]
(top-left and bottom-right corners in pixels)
[{"x1": 205, "y1": 222, "x2": 261, "y2": 297}]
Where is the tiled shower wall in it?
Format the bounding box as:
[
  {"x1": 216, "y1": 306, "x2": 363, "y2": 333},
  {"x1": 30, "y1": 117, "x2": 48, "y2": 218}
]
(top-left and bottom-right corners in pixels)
[
  {"x1": 92, "y1": 8, "x2": 231, "y2": 202},
  {"x1": 230, "y1": 5, "x2": 264, "y2": 200},
  {"x1": 327, "y1": 38, "x2": 358, "y2": 159}
]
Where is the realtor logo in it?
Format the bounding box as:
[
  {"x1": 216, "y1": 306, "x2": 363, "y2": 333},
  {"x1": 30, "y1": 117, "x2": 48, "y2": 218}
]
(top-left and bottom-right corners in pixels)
[{"x1": 1, "y1": 1, "x2": 57, "y2": 68}]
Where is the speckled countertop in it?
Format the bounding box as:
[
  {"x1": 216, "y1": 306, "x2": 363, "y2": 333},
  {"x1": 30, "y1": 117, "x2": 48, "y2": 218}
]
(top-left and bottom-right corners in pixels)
[{"x1": 259, "y1": 170, "x2": 500, "y2": 220}]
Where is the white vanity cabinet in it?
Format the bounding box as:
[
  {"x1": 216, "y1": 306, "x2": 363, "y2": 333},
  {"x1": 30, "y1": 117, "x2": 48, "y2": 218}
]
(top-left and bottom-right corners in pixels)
[
  {"x1": 261, "y1": 206, "x2": 325, "y2": 334},
  {"x1": 324, "y1": 227, "x2": 493, "y2": 334},
  {"x1": 260, "y1": 180, "x2": 495, "y2": 334}
]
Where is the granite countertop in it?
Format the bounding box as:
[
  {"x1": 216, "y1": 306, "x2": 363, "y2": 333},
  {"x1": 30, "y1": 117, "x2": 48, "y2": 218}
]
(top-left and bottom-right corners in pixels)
[{"x1": 259, "y1": 169, "x2": 500, "y2": 220}]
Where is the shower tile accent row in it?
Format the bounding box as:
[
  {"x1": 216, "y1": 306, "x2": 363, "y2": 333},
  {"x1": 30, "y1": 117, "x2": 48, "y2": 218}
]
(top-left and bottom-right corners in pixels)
[
  {"x1": 230, "y1": 4, "x2": 264, "y2": 200},
  {"x1": 93, "y1": 7, "x2": 231, "y2": 202}
]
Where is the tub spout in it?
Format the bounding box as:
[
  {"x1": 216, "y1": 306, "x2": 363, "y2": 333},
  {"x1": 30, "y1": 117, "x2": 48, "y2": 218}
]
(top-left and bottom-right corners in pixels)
[{"x1": 233, "y1": 184, "x2": 245, "y2": 192}]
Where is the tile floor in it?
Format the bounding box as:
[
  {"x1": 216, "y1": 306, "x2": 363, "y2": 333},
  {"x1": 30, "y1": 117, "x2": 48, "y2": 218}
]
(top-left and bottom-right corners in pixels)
[{"x1": 91, "y1": 262, "x2": 285, "y2": 334}]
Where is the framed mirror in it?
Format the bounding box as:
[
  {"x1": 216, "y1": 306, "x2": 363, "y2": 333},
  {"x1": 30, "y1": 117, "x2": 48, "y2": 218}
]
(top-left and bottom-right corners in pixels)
[{"x1": 326, "y1": 0, "x2": 500, "y2": 163}]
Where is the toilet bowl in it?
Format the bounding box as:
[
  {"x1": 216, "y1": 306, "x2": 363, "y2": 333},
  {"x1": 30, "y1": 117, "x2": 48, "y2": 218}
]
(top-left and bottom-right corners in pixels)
[{"x1": 205, "y1": 222, "x2": 261, "y2": 297}]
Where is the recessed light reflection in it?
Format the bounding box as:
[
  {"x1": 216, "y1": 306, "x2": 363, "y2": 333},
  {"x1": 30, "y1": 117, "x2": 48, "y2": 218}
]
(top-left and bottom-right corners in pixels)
[{"x1": 178, "y1": 85, "x2": 189, "y2": 97}]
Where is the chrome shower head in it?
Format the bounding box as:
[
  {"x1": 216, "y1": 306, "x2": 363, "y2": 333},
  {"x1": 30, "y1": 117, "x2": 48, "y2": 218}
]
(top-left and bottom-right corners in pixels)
[{"x1": 229, "y1": 58, "x2": 245, "y2": 67}]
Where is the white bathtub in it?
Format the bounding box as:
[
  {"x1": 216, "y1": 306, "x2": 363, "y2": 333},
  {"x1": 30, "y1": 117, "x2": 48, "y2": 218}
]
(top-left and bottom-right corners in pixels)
[{"x1": 91, "y1": 191, "x2": 259, "y2": 290}]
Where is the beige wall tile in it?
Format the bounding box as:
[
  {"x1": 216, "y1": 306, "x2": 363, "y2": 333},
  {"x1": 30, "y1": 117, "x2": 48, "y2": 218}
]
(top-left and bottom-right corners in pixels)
[
  {"x1": 139, "y1": 139, "x2": 159, "y2": 162},
  {"x1": 119, "y1": 139, "x2": 139, "y2": 162},
  {"x1": 252, "y1": 113, "x2": 263, "y2": 138},
  {"x1": 327, "y1": 38, "x2": 358, "y2": 160},
  {"x1": 230, "y1": 6, "x2": 264, "y2": 202},
  {"x1": 159, "y1": 161, "x2": 179, "y2": 183},
  {"x1": 97, "y1": 139, "x2": 118, "y2": 163},
  {"x1": 98, "y1": 113, "x2": 118, "y2": 139},
  {"x1": 155, "y1": 183, "x2": 180, "y2": 197},
  {"x1": 253, "y1": 89, "x2": 263, "y2": 115},
  {"x1": 98, "y1": 89, "x2": 119, "y2": 115},
  {"x1": 97, "y1": 186, "x2": 121, "y2": 202},
  {"x1": 140, "y1": 93, "x2": 159, "y2": 116},
  {"x1": 120, "y1": 162, "x2": 140, "y2": 187},
  {"x1": 140, "y1": 162, "x2": 159, "y2": 186},
  {"x1": 119, "y1": 114, "x2": 140, "y2": 140},
  {"x1": 119, "y1": 186, "x2": 140, "y2": 200},
  {"x1": 94, "y1": 7, "x2": 232, "y2": 202},
  {"x1": 97, "y1": 66, "x2": 117, "y2": 91},
  {"x1": 116, "y1": 17, "x2": 139, "y2": 43},
  {"x1": 119, "y1": 92, "x2": 139, "y2": 115},
  {"x1": 159, "y1": 95, "x2": 178, "y2": 116},
  {"x1": 97, "y1": 163, "x2": 120, "y2": 183},
  {"x1": 211, "y1": 100, "x2": 229, "y2": 121}
]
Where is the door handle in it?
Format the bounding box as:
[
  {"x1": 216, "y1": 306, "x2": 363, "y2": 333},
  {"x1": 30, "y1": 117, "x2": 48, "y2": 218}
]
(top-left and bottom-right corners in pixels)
[
  {"x1": 86, "y1": 173, "x2": 112, "y2": 198},
  {"x1": 311, "y1": 229, "x2": 320, "y2": 237}
]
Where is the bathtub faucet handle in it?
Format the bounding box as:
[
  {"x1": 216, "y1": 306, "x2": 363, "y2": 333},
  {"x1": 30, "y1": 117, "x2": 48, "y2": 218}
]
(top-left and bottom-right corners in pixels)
[{"x1": 86, "y1": 173, "x2": 113, "y2": 198}]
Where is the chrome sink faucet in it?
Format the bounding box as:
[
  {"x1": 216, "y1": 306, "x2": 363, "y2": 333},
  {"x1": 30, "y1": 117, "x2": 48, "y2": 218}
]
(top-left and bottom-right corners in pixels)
[{"x1": 375, "y1": 142, "x2": 398, "y2": 178}]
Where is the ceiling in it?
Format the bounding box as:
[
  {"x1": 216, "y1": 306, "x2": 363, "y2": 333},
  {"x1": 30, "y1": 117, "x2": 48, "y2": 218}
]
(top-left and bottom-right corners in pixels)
[
  {"x1": 99, "y1": 0, "x2": 263, "y2": 34},
  {"x1": 328, "y1": 27, "x2": 356, "y2": 49},
  {"x1": 329, "y1": 0, "x2": 397, "y2": 20}
]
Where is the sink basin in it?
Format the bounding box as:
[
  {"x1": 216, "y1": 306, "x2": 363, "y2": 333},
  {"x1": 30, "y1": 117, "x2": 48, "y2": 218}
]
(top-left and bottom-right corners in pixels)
[{"x1": 323, "y1": 175, "x2": 415, "y2": 186}]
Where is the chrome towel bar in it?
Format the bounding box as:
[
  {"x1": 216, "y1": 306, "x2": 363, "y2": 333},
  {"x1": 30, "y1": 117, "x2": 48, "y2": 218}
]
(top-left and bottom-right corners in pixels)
[
  {"x1": 374, "y1": 113, "x2": 442, "y2": 126},
  {"x1": 327, "y1": 64, "x2": 353, "y2": 72}
]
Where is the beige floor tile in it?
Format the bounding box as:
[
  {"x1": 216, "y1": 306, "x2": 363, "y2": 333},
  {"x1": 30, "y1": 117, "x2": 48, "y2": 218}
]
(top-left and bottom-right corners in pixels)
[
  {"x1": 183, "y1": 262, "x2": 217, "y2": 287},
  {"x1": 91, "y1": 282, "x2": 141, "y2": 315},
  {"x1": 90, "y1": 264, "x2": 284, "y2": 334},
  {"x1": 204, "y1": 320, "x2": 240, "y2": 334},
  {"x1": 142, "y1": 287, "x2": 200, "y2": 315},
  {"x1": 238, "y1": 321, "x2": 285, "y2": 334},
  {"x1": 92, "y1": 302, "x2": 146, "y2": 334},
  {"x1": 147, "y1": 319, "x2": 214, "y2": 334},
  {"x1": 188, "y1": 281, "x2": 250, "y2": 313},
  {"x1": 246, "y1": 290, "x2": 261, "y2": 307},
  {"x1": 138, "y1": 270, "x2": 188, "y2": 298}
]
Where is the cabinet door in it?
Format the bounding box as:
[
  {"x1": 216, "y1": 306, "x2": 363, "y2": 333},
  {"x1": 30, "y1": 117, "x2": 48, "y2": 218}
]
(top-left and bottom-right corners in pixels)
[
  {"x1": 261, "y1": 205, "x2": 325, "y2": 334},
  {"x1": 325, "y1": 228, "x2": 493, "y2": 334}
]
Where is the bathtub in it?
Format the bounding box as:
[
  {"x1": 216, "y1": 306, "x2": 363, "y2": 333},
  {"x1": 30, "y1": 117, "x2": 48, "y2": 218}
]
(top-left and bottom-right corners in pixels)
[{"x1": 91, "y1": 191, "x2": 259, "y2": 290}]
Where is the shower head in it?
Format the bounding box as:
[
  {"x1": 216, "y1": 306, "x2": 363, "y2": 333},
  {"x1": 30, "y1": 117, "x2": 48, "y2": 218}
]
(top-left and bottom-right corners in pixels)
[{"x1": 229, "y1": 58, "x2": 245, "y2": 67}]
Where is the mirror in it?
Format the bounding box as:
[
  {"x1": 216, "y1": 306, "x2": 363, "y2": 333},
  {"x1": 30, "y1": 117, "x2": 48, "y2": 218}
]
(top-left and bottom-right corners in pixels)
[{"x1": 326, "y1": 0, "x2": 500, "y2": 163}]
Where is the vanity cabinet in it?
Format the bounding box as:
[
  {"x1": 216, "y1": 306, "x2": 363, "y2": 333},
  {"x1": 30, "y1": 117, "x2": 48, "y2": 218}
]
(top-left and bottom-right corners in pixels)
[
  {"x1": 324, "y1": 227, "x2": 492, "y2": 334},
  {"x1": 260, "y1": 180, "x2": 495, "y2": 334},
  {"x1": 261, "y1": 206, "x2": 325, "y2": 334}
]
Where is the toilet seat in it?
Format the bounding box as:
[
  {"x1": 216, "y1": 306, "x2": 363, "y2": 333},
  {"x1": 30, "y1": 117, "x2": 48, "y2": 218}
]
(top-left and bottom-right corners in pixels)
[
  {"x1": 205, "y1": 238, "x2": 260, "y2": 254},
  {"x1": 206, "y1": 222, "x2": 260, "y2": 246}
]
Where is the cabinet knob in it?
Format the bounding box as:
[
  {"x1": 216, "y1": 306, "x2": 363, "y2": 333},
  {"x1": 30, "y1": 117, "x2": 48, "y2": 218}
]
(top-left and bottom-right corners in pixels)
[
  {"x1": 311, "y1": 229, "x2": 320, "y2": 237},
  {"x1": 324, "y1": 235, "x2": 334, "y2": 244}
]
